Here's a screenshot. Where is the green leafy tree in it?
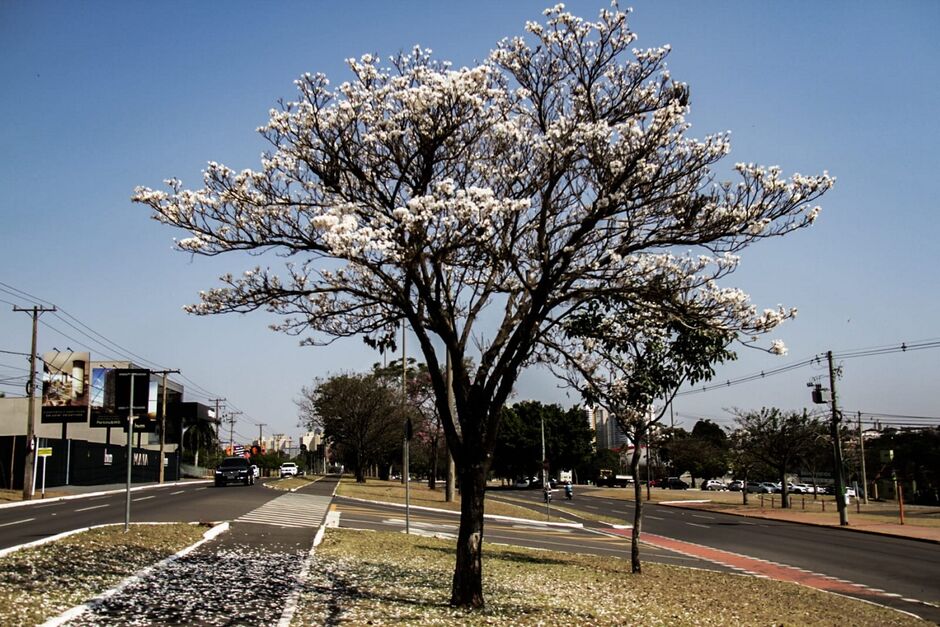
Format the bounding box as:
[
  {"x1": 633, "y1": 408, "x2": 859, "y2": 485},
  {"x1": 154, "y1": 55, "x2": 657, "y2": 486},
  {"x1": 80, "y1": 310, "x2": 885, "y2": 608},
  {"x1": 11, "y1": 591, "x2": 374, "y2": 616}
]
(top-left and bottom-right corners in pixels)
[
  {"x1": 733, "y1": 408, "x2": 823, "y2": 507},
  {"x1": 492, "y1": 401, "x2": 594, "y2": 484},
  {"x1": 297, "y1": 373, "x2": 401, "y2": 482}
]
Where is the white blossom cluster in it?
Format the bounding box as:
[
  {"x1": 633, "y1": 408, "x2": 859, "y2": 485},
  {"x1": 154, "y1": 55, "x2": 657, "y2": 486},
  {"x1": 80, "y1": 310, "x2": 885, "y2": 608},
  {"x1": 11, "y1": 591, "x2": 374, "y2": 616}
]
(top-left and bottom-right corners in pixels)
[{"x1": 133, "y1": 1, "x2": 832, "y2": 396}]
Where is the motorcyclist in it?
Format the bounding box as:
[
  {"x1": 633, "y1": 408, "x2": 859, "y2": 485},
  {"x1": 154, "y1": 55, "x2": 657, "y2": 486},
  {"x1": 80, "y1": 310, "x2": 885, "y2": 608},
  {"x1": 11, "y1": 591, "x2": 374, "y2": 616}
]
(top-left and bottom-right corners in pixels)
[
  {"x1": 543, "y1": 483, "x2": 552, "y2": 503},
  {"x1": 565, "y1": 481, "x2": 573, "y2": 500}
]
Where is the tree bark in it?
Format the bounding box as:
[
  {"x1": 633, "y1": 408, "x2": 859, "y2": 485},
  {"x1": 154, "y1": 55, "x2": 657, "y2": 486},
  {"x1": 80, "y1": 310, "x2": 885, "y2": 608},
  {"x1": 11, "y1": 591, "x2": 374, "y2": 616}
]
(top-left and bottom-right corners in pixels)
[
  {"x1": 629, "y1": 439, "x2": 644, "y2": 574},
  {"x1": 450, "y1": 461, "x2": 486, "y2": 608}
]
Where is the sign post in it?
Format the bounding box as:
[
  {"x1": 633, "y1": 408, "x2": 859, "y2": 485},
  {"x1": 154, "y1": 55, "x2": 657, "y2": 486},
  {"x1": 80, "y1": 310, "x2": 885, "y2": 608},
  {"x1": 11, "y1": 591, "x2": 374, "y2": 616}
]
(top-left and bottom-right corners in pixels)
[
  {"x1": 37, "y1": 447, "x2": 52, "y2": 498},
  {"x1": 116, "y1": 369, "x2": 149, "y2": 533}
]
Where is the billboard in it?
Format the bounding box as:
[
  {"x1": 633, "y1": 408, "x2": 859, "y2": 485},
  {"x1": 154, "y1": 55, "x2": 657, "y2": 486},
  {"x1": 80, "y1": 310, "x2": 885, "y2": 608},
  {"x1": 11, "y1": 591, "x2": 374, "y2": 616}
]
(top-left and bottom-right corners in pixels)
[
  {"x1": 41, "y1": 351, "x2": 90, "y2": 423},
  {"x1": 90, "y1": 367, "x2": 156, "y2": 432}
]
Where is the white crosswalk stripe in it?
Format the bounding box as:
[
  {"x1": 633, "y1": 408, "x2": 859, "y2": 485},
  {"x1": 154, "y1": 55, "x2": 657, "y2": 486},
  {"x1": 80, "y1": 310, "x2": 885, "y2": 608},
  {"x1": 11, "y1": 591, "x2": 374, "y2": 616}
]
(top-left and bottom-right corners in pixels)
[{"x1": 236, "y1": 492, "x2": 332, "y2": 528}]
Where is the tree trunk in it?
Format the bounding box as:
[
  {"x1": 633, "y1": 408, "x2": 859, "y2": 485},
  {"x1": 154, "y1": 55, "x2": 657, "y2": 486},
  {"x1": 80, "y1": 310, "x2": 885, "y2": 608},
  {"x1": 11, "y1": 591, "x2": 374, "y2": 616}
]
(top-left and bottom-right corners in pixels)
[
  {"x1": 780, "y1": 470, "x2": 789, "y2": 508},
  {"x1": 742, "y1": 470, "x2": 748, "y2": 505},
  {"x1": 450, "y1": 461, "x2": 486, "y2": 608},
  {"x1": 629, "y1": 440, "x2": 644, "y2": 574}
]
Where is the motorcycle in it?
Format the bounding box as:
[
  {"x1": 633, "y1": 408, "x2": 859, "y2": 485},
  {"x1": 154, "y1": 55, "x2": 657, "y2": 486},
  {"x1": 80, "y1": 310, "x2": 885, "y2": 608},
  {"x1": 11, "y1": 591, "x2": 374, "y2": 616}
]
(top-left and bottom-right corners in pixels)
[
  {"x1": 565, "y1": 484, "x2": 573, "y2": 500},
  {"x1": 543, "y1": 488, "x2": 552, "y2": 504}
]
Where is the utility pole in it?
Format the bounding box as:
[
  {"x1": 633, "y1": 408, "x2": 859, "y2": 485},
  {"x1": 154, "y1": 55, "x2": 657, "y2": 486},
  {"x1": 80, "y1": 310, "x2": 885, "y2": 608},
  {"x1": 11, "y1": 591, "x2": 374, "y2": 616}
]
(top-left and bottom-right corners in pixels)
[
  {"x1": 827, "y1": 351, "x2": 848, "y2": 526},
  {"x1": 151, "y1": 369, "x2": 180, "y2": 483},
  {"x1": 209, "y1": 398, "x2": 225, "y2": 452},
  {"x1": 14, "y1": 305, "x2": 56, "y2": 500},
  {"x1": 858, "y1": 411, "x2": 868, "y2": 505},
  {"x1": 258, "y1": 423, "x2": 266, "y2": 447},
  {"x1": 226, "y1": 411, "x2": 242, "y2": 455}
]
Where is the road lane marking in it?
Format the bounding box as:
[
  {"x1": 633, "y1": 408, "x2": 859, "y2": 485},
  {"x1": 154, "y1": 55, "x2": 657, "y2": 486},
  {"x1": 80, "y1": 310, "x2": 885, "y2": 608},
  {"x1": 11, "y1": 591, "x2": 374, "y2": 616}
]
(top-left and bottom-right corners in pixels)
[
  {"x1": 686, "y1": 522, "x2": 709, "y2": 528},
  {"x1": 132, "y1": 496, "x2": 155, "y2": 502},
  {"x1": 692, "y1": 514, "x2": 714, "y2": 520},
  {"x1": 646, "y1": 515, "x2": 664, "y2": 520},
  {"x1": 170, "y1": 490, "x2": 185, "y2": 495},
  {"x1": 0, "y1": 518, "x2": 35, "y2": 527},
  {"x1": 75, "y1": 504, "x2": 109, "y2": 512}
]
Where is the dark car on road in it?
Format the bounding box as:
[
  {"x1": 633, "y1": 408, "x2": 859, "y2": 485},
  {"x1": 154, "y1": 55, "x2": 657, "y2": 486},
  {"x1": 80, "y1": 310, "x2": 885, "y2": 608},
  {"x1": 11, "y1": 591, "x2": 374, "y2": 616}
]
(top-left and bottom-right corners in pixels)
[{"x1": 215, "y1": 456, "x2": 255, "y2": 487}]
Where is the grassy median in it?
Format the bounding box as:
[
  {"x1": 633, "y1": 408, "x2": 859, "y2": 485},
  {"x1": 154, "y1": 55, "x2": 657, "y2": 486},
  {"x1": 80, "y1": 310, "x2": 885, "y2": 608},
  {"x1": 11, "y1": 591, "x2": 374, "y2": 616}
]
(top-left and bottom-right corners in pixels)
[
  {"x1": 0, "y1": 523, "x2": 209, "y2": 626},
  {"x1": 295, "y1": 527, "x2": 923, "y2": 626}
]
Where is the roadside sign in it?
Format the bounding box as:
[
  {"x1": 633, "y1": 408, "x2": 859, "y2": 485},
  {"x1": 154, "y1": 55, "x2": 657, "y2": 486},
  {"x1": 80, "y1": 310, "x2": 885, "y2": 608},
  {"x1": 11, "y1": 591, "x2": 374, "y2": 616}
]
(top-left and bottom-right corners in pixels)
[{"x1": 37, "y1": 447, "x2": 53, "y2": 457}]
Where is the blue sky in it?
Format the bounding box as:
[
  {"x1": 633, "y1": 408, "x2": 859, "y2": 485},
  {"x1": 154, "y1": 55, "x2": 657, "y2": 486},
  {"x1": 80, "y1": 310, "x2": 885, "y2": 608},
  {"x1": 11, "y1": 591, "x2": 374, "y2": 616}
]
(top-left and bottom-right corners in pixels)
[{"x1": 1, "y1": 1, "x2": 938, "y2": 442}]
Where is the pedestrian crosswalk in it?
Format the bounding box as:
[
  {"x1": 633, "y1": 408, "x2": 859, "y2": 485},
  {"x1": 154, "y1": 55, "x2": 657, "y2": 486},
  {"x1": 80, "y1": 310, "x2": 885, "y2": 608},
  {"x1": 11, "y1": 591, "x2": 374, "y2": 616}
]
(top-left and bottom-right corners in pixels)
[{"x1": 236, "y1": 492, "x2": 332, "y2": 528}]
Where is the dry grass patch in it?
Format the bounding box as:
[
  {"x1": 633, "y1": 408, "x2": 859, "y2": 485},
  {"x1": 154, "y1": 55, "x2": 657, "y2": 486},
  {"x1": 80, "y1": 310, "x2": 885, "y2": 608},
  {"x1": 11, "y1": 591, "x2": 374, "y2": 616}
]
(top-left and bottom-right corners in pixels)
[
  {"x1": 0, "y1": 523, "x2": 208, "y2": 626},
  {"x1": 296, "y1": 528, "x2": 923, "y2": 626}
]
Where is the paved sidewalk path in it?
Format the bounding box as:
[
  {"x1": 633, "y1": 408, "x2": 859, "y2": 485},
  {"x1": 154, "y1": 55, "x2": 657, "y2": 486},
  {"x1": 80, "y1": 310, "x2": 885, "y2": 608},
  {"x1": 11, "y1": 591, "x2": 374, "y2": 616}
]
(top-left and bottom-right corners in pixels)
[{"x1": 60, "y1": 486, "x2": 336, "y2": 626}]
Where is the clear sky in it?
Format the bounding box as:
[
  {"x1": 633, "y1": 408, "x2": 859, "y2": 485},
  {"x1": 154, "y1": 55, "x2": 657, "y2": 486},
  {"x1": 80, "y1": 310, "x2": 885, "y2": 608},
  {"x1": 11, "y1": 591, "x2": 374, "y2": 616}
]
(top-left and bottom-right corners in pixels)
[{"x1": 2, "y1": 1, "x2": 938, "y2": 443}]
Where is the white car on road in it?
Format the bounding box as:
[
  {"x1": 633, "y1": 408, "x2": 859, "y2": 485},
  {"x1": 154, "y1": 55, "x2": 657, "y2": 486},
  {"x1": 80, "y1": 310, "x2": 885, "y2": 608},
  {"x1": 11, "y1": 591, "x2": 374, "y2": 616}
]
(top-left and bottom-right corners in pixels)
[{"x1": 279, "y1": 462, "x2": 299, "y2": 478}]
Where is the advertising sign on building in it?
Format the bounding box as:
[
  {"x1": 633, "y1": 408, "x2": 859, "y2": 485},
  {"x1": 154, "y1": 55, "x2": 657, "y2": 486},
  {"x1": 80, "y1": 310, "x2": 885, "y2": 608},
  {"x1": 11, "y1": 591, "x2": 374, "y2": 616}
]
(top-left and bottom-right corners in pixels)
[
  {"x1": 90, "y1": 367, "x2": 156, "y2": 431},
  {"x1": 41, "y1": 351, "x2": 91, "y2": 423}
]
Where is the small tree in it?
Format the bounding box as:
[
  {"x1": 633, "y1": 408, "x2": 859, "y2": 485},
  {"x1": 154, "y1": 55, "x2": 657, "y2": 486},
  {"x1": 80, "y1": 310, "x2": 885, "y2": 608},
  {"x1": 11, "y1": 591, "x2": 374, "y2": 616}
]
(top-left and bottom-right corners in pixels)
[
  {"x1": 134, "y1": 4, "x2": 832, "y2": 606},
  {"x1": 297, "y1": 373, "x2": 401, "y2": 482},
  {"x1": 733, "y1": 408, "x2": 823, "y2": 507}
]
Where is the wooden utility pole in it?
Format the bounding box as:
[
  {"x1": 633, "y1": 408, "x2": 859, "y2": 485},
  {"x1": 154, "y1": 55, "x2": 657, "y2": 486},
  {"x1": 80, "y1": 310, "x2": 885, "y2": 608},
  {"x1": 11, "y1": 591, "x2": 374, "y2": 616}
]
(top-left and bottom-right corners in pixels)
[
  {"x1": 827, "y1": 351, "x2": 848, "y2": 526},
  {"x1": 13, "y1": 305, "x2": 56, "y2": 500},
  {"x1": 209, "y1": 398, "x2": 225, "y2": 448},
  {"x1": 227, "y1": 411, "x2": 242, "y2": 454},
  {"x1": 858, "y1": 411, "x2": 869, "y2": 505}
]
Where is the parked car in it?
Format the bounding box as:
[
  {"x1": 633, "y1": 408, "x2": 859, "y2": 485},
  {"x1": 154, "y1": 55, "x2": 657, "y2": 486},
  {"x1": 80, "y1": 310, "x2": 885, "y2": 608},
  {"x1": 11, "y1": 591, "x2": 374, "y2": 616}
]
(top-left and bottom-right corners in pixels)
[
  {"x1": 727, "y1": 480, "x2": 745, "y2": 491},
  {"x1": 702, "y1": 480, "x2": 726, "y2": 491},
  {"x1": 758, "y1": 482, "x2": 778, "y2": 493},
  {"x1": 215, "y1": 457, "x2": 255, "y2": 487},
  {"x1": 745, "y1": 482, "x2": 763, "y2": 493},
  {"x1": 665, "y1": 477, "x2": 689, "y2": 490},
  {"x1": 279, "y1": 462, "x2": 299, "y2": 478}
]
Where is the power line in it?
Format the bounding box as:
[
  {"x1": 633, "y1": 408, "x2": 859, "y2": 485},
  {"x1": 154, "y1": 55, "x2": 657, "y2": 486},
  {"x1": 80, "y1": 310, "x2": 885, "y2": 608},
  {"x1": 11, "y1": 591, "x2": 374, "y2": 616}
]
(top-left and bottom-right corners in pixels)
[
  {"x1": 676, "y1": 338, "x2": 940, "y2": 398},
  {"x1": 3, "y1": 281, "x2": 254, "y2": 427}
]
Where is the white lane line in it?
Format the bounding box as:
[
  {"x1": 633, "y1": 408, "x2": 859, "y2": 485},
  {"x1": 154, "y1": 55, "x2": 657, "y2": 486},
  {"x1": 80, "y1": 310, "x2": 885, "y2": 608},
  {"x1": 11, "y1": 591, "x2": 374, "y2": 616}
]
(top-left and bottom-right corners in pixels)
[
  {"x1": 646, "y1": 515, "x2": 664, "y2": 520},
  {"x1": 686, "y1": 522, "x2": 709, "y2": 529},
  {"x1": 132, "y1": 496, "x2": 155, "y2": 502},
  {"x1": 0, "y1": 517, "x2": 35, "y2": 527},
  {"x1": 195, "y1": 487, "x2": 207, "y2": 491},
  {"x1": 170, "y1": 490, "x2": 185, "y2": 495},
  {"x1": 74, "y1": 504, "x2": 109, "y2": 512},
  {"x1": 692, "y1": 514, "x2": 715, "y2": 520}
]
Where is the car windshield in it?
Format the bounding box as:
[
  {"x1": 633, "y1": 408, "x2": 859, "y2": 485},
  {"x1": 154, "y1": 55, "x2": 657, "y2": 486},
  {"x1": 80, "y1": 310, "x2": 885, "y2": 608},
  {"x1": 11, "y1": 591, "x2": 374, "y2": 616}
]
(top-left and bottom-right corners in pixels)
[{"x1": 219, "y1": 457, "x2": 249, "y2": 468}]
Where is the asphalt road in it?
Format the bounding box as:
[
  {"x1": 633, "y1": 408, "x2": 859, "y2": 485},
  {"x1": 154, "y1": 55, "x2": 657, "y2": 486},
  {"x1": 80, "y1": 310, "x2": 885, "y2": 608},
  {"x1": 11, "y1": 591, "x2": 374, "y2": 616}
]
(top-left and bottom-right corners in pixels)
[
  {"x1": 3, "y1": 479, "x2": 937, "y2": 622},
  {"x1": 1, "y1": 476, "x2": 341, "y2": 626},
  {"x1": 503, "y1": 486, "x2": 940, "y2": 622},
  {"x1": 332, "y1": 495, "x2": 735, "y2": 574},
  {"x1": 0, "y1": 479, "x2": 276, "y2": 550}
]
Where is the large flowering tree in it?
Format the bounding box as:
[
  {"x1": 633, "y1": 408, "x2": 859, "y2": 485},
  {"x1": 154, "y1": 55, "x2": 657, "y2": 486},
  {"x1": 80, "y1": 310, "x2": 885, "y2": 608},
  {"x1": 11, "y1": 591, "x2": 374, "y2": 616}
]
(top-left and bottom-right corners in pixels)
[{"x1": 134, "y1": 4, "x2": 832, "y2": 607}]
